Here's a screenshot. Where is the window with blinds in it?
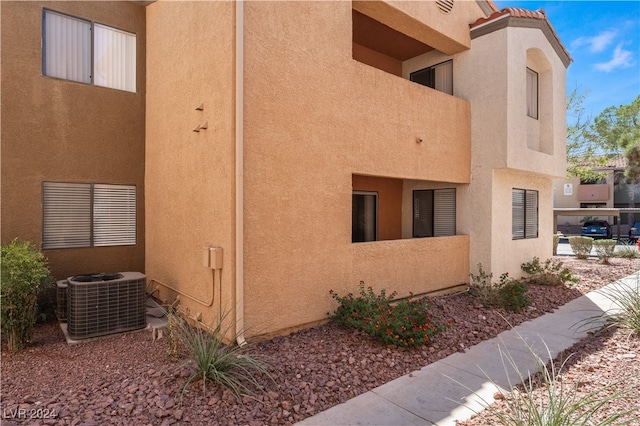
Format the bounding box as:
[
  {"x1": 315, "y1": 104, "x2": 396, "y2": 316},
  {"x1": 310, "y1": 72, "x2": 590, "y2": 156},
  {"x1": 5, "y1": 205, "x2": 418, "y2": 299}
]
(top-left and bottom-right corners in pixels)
[
  {"x1": 410, "y1": 60, "x2": 453, "y2": 95},
  {"x1": 512, "y1": 188, "x2": 538, "y2": 240},
  {"x1": 42, "y1": 182, "x2": 136, "y2": 249},
  {"x1": 413, "y1": 189, "x2": 456, "y2": 238},
  {"x1": 526, "y1": 68, "x2": 538, "y2": 119},
  {"x1": 43, "y1": 9, "x2": 136, "y2": 92}
]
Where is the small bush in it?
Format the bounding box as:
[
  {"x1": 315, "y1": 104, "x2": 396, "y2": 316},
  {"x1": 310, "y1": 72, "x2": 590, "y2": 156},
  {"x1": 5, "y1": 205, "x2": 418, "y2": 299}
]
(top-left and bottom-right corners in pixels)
[
  {"x1": 593, "y1": 239, "x2": 617, "y2": 264},
  {"x1": 170, "y1": 310, "x2": 272, "y2": 398},
  {"x1": 553, "y1": 234, "x2": 560, "y2": 255},
  {"x1": 469, "y1": 265, "x2": 530, "y2": 312},
  {"x1": 329, "y1": 282, "x2": 447, "y2": 347},
  {"x1": 1, "y1": 239, "x2": 52, "y2": 351},
  {"x1": 520, "y1": 257, "x2": 578, "y2": 287},
  {"x1": 568, "y1": 236, "x2": 593, "y2": 259}
]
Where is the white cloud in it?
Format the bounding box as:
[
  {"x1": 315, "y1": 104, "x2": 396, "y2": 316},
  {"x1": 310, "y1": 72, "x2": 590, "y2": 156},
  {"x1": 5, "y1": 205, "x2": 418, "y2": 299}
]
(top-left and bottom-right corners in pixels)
[
  {"x1": 594, "y1": 44, "x2": 634, "y2": 72},
  {"x1": 571, "y1": 30, "x2": 617, "y2": 53}
]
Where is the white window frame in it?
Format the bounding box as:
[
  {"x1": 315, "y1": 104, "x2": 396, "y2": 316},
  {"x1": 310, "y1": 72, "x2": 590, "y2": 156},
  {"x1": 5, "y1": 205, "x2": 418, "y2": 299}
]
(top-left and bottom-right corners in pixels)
[
  {"x1": 512, "y1": 188, "x2": 538, "y2": 240},
  {"x1": 42, "y1": 9, "x2": 137, "y2": 92},
  {"x1": 352, "y1": 191, "x2": 378, "y2": 243},
  {"x1": 42, "y1": 182, "x2": 137, "y2": 249},
  {"x1": 526, "y1": 67, "x2": 538, "y2": 119}
]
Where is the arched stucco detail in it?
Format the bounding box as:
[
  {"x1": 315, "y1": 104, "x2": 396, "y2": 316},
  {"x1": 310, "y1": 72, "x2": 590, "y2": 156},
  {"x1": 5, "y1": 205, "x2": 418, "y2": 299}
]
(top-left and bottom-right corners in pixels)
[{"x1": 526, "y1": 47, "x2": 553, "y2": 155}]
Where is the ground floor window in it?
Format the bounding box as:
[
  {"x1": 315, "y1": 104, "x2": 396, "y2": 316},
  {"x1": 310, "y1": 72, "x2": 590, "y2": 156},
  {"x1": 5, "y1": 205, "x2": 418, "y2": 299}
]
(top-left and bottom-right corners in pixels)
[
  {"x1": 43, "y1": 182, "x2": 136, "y2": 249},
  {"x1": 352, "y1": 191, "x2": 377, "y2": 242},
  {"x1": 412, "y1": 188, "x2": 456, "y2": 237},
  {"x1": 512, "y1": 188, "x2": 538, "y2": 239}
]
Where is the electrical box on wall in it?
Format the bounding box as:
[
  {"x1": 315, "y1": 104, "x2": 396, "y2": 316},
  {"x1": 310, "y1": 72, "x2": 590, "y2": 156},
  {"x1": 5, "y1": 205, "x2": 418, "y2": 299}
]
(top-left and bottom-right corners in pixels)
[{"x1": 203, "y1": 247, "x2": 223, "y2": 270}]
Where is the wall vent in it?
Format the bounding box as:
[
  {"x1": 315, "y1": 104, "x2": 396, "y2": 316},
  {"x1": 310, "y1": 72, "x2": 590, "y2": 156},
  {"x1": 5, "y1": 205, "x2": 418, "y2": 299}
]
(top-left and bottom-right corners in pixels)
[
  {"x1": 66, "y1": 272, "x2": 146, "y2": 340},
  {"x1": 436, "y1": 0, "x2": 454, "y2": 14}
]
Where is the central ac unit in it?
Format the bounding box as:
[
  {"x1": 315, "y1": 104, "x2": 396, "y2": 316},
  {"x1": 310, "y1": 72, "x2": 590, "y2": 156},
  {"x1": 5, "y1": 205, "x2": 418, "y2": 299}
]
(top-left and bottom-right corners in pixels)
[{"x1": 66, "y1": 272, "x2": 146, "y2": 340}]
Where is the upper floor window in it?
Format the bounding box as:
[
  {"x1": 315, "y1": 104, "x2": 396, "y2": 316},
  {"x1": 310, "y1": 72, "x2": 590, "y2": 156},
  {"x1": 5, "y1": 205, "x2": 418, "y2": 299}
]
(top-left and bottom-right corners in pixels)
[
  {"x1": 43, "y1": 182, "x2": 137, "y2": 249},
  {"x1": 410, "y1": 60, "x2": 453, "y2": 95},
  {"x1": 413, "y1": 189, "x2": 456, "y2": 237},
  {"x1": 43, "y1": 9, "x2": 136, "y2": 92},
  {"x1": 512, "y1": 188, "x2": 538, "y2": 240},
  {"x1": 526, "y1": 67, "x2": 538, "y2": 119}
]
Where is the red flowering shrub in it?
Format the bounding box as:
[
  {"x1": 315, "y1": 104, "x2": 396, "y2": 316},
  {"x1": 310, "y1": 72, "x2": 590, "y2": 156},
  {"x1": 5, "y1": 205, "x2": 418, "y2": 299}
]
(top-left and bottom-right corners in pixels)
[{"x1": 329, "y1": 282, "x2": 447, "y2": 347}]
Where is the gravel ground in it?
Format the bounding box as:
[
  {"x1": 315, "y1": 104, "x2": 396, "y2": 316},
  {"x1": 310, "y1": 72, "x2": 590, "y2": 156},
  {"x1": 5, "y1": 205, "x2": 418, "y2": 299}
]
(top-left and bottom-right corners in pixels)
[{"x1": 2, "y1": 257, "x2": 639, "y2": 425}]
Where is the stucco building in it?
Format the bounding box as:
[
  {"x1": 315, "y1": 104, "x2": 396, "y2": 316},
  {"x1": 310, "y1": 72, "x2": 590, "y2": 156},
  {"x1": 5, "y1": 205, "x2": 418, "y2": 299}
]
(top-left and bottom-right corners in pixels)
[{"x1": 1, "y1": 1, "x2": 570, "y2": 339}]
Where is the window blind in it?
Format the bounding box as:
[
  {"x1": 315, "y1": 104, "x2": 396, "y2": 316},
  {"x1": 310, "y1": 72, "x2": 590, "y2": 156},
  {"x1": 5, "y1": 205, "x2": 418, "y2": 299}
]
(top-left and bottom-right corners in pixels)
[
  {"x1": 93, "y1": 24, "x2": 136, "y2": 92},
  {"x1": 434, "y1": 188, "x2": 456, "y2": 236},
  {"x1": 42, "y1": 182, "x2": 92, "y2": 249},
  {"x1": 526, "y1": 68, "x2": 538, "y2": 119},
  {"x1": 43, "y1": 10, "x2": 91, "y2": 84},
  {"x1": 93, "y1": 184, "x2": 136, "y2": 246}
]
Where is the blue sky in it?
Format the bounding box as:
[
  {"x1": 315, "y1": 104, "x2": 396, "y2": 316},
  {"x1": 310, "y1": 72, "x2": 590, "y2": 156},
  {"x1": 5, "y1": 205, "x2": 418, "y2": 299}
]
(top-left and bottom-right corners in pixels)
[{"x1": 494, "y1": 1, "x2": 640, "y2": 119}]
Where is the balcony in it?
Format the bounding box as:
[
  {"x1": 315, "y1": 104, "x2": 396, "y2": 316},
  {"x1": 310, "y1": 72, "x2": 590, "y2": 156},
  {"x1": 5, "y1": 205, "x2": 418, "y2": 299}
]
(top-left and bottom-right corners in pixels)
[{"x1": 578, "y1": 184, "x2": 610, "y2": 202}]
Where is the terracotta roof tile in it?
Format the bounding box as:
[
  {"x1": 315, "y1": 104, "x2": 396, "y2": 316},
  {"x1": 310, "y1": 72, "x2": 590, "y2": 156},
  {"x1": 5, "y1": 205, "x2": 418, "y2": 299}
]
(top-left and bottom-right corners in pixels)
[{"x1": 470, "y1": 7, "x2": 572, "y2": 63}]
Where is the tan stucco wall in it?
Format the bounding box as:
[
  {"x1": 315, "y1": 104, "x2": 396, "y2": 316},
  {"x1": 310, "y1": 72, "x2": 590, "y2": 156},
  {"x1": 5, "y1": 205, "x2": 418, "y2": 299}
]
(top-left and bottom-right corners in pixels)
[
  {"x1": 240, "y1": 1, "x2": 472, "y2": 335},
  {"x1": 1, "y1": 1, "x2": 146, "y2": 279},
  {"x1": 144, "y1": 0, "x2": 474, "y2": 337},
  {"x1": 455, "y1": 20, "x2": 567, "y2": 277},
  {"x1": 353, "y1": 0, "x2": 485, "y2": 55},
  {"x1": 144, "y1": 0, "x2": 236, "y2": 327},
  {"x1": 490, "y1": 170, "x2": 554, "y2": 277}
]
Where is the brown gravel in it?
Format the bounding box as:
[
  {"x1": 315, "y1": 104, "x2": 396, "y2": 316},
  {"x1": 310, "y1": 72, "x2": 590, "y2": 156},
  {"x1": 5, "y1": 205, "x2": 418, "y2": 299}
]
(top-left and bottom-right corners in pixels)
[{"x1": 2, "y1": 257, "x2": 639, "y2": 425}]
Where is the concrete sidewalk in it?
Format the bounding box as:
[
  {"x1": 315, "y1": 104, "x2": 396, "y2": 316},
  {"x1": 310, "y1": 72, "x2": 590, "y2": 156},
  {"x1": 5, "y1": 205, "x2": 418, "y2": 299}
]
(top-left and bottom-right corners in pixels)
[{"x1": 296, "y1": 273, "x2": 639, "y2": 426}]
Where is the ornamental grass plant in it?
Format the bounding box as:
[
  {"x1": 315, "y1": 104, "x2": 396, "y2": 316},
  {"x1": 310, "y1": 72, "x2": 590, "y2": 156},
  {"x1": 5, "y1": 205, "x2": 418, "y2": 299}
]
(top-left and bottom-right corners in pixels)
[
  {"x1": 169, "y1": 309, "x2": 272, "y2": 399},
  {"x1": 329, "y1": 282, "x2": 447, "y2": 347},
  {"x1": 583, "y1": 277, "x2": 640, "y2": 339},
  {"x1": 451, "y1": 331, "x2": 640, "y2": 426}
]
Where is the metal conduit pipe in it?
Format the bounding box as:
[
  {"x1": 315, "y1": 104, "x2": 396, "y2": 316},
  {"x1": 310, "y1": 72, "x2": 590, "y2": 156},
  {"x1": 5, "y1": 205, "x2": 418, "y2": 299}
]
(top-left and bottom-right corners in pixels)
[{"x1": 235, "y1": 0, "x2": 247, "y2": 347}]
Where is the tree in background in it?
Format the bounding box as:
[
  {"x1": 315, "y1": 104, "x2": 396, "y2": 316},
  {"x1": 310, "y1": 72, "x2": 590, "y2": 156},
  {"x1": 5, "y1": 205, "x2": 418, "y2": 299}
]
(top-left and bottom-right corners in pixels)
[
  {"x1": 590, "y1": 95, "x2": 640, "y2": 221},
  {"x1": 565, "y1": 87, "x2": 606, "y2": 181}
]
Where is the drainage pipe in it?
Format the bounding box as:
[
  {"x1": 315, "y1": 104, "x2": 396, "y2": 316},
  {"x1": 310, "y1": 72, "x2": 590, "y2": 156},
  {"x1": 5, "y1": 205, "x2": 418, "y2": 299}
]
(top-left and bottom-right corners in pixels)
[{"x1": 235, "y1": 0, "x2": 247, "y2": 347}]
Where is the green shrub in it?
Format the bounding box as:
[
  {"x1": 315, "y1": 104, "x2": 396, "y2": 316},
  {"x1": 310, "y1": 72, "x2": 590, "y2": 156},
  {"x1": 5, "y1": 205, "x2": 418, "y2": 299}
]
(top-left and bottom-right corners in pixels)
[
  {"x1": 593, "y1": 239, "x2": 617, "y2": 264},
  {"x1": 329, "y1": 282, "x2": 447, "y2": 347},
  {"x1": 469, "y1": 265, "x2": 530, "y2": 312},
  {"x1": 568, "y1": 236, "x2": 593, "y2": 259},
  {"x1": 170, "y1": 309, "x2": 272, "y2": 398},
  {"x1": 520, "y1": 257, "x2": 578, "y2": 287},
  {"x1": 1, "y1": 239, "x2": 52, "y2": 351},
  {"x1": 553, "y1": 234, "x2": 560, "y2": 255}
]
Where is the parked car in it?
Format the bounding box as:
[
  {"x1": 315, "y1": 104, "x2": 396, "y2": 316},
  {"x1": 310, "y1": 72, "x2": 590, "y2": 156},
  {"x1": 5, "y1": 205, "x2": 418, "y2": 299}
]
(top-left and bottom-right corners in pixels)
[
  {"x1": 629, "y1": 221, "x2": 640, "y2": 242},
  {"x1": 580, "y1": 220, "x2": 612, "y2": 239}
]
